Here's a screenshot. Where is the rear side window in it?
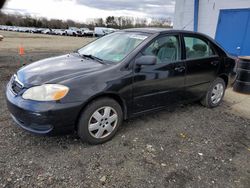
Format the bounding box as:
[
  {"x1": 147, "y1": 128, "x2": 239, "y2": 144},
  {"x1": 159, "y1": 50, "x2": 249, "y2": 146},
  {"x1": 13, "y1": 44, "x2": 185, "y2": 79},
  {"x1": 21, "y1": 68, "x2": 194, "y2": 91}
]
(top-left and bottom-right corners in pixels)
[
  {"x1": 143, "y1": 35, "x2": 181, "y2": 64},
  {"x1": 184, "y1": 36, "x2": 215, "y2": 60}
]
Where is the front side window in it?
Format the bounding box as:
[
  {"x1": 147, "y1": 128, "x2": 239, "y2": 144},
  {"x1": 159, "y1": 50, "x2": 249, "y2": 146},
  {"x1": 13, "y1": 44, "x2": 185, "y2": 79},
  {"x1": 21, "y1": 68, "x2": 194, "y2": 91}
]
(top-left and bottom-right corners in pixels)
[
  {"x1": 142, "y1": 35, "x2": 181, "y2": 64},
  {"x1": 78, "y1": 32, "x2": 149, "y2": 63},
  {"x1": 184, "y1": 36, "x2": 215, "y2": 60}
]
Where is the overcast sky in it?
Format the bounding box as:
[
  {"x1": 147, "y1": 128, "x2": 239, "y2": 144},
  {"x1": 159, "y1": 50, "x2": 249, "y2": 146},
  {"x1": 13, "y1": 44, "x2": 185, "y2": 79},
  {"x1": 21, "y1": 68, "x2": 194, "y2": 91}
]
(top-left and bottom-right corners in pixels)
[{"x1": 2, "y1": 0, "x2": 175, "y2": 22}]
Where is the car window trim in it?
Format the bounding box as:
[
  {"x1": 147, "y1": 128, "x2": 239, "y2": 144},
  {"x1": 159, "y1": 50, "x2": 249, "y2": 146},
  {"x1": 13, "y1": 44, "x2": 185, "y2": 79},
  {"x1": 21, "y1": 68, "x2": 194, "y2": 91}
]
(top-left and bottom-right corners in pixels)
[{"x1": 184, "y1": 54, "x2": 220, "y2": 61}]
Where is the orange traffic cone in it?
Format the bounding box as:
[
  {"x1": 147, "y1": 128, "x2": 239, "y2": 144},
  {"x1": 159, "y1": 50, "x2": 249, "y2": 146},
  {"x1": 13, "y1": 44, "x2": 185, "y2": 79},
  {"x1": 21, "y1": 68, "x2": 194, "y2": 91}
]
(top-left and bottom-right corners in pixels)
[
  {"x1": 19, "y1": 45, "x2": 25, "y2": 56},
  {"x1": 19, "y1": 45, "x2": 25, "y2": 66}
]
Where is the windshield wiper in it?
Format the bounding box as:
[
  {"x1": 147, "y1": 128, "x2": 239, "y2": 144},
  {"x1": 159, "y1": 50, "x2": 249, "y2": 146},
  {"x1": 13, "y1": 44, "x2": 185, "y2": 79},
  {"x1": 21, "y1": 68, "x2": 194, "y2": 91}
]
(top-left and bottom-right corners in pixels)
[{"x1": 81, "y1": 54, "x2": 105, "y2": 64}]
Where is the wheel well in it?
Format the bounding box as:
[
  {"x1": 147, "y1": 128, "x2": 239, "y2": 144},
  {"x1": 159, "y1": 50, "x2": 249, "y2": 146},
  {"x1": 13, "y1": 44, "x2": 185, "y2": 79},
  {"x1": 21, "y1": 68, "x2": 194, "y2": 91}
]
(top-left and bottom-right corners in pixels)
[
  {"x1": 219, "y1": 74, "x2": 228, "y2": 87},
  {"x1": 75, "y1": 93, "x2": 127, "y2": 130}
]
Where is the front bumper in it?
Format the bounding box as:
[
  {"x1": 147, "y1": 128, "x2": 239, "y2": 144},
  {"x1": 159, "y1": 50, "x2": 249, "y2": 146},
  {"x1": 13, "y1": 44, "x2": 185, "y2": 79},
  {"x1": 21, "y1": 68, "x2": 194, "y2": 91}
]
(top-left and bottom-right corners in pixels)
[{"x1": 6, "y1": 83, "x2": 83, "y2": 135}]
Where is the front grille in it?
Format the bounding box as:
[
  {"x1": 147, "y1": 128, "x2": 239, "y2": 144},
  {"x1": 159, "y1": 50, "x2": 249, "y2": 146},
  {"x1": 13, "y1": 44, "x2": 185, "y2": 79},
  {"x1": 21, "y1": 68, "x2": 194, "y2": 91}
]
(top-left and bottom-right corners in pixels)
[{"x1": 10, "y1": 75, "x2": 24, "y2": 95}]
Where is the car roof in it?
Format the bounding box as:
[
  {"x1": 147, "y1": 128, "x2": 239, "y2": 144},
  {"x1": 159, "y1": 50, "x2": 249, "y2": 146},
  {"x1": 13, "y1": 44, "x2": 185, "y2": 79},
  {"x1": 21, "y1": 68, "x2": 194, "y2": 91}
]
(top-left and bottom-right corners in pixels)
[{"x1": 123, "y1": 27, "x2": 205, "y2": 35}]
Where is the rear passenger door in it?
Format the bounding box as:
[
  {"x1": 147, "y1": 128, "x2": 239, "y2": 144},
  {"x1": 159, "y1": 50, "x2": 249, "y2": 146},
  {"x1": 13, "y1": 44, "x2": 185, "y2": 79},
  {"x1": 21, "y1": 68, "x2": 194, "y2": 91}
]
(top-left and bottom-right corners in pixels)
[{"x1": 183, "y1": 34, "x2": 220, "y2": 99}]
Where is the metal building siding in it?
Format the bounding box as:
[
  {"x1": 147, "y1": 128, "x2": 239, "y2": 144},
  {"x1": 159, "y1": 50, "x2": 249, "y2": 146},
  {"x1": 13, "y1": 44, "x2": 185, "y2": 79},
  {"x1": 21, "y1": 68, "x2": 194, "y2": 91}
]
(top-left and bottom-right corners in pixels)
[
  {"x1": 199, "y1": 0, "x2": 250, "y2": 37},
  {"x1": 197, "y1": 0, "x2": 218, "y2": 37},
  {"x1": 173, "y1": 0, "x2": 194, "y2": 31},
  {"x1": 174, "y1": 0, "x2": 250, "y2": 38}
]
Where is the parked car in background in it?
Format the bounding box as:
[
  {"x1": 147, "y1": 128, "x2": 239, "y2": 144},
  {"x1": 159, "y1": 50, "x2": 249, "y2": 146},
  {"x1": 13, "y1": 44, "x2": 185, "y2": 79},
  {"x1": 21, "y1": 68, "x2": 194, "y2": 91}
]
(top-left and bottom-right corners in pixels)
[
  {"x1": 19, "y1": 27, "x2": 30, "y2": 33},
  {"x1": 32, "y1": 28, "x2": 44, "y2": 34},
  {"x1": 54, "y1": 29, "x2": 65, "y2": 35},
  {"x1": 80, "y1": 27, "x2": 89, "y2": 34},
  {"x1": 42, "y1": 28, "x2": 53, "y2": 34},
  {"x1": 80, "y1": 28, "x2": 94, "y2": 36},
  {"x1": 6, "y1": 26, "x2": 12, "y2": 31},
  {"x1": 65, "y1": 27, "x2": 81, "y2": 36},
  {"x1": 30, "y1": 28, "x2": 43, "y2": 33},
  {"x1": 0, "y1": 25, "x2": 96, "y2": 38},
  {"x1": 6, "y1": 28, "x2": 237, "y2": 144},
  {"x1": 84, "y1": 29, "x2": 94, "y2": 37},
  {"x1": 29, "y1": 28, "x2": 36, "y2": 33},
  {"x1": 94, "y1": 27, "x2": 116, "y2": 37},
  {"x1": 12, "y1": 27, "x2": 19, "y2": 32},
  {"x1": 94, "y1": 27, "x2": 107, "y2": 37}
]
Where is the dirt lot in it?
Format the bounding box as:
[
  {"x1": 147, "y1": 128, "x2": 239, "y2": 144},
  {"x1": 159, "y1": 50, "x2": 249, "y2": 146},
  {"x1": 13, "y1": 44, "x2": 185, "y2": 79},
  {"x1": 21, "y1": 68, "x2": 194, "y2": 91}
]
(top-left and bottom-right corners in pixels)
[{"x1": 0, "y1": 31, "x2": 250, "y2": 188}]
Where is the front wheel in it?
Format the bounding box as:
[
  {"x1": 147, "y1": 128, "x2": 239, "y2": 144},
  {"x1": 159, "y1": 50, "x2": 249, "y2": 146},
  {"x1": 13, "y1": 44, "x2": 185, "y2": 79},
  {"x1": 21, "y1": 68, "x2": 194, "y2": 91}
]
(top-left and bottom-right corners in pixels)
[
  {"x1": 201, "y1": 78, "x2": 226, "y2": 108},
  {"x1": 77, "y1": 98, "x2": 123, "y2": 144}
]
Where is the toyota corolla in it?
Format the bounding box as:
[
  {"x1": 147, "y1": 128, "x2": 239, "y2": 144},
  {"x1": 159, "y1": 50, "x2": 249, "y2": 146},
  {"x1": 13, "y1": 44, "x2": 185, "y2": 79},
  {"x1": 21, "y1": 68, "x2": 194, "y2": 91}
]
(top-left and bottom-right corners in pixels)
[{"x1": 6, "y1": 28, "x2": 236, "y2": 144}]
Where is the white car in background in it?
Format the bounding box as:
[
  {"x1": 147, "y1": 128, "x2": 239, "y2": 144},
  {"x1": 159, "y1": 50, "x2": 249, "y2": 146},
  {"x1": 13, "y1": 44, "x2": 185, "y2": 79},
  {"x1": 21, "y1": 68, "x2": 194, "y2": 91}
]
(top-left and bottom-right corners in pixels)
[
  {"x1": 65, "y1": 27, "x2": 82, "y2": 36},
  {"x1": 18, "y1": 27, "x2": 30, "y2": 33},
  {"x1": 94, "y1": 27, "x2": 117, "y2": 37},
  {"x1": 80, "y1": 28, "x2": 94, "y2": 36},
  {"x1": 0, "y1": 25, "x2": 7, "y2": 30},
  {"x1": 33, "y1": 28, "x2": 44, "y2": 33},
  {"x1": 12, "y1": 27, "x2": 19, "y2": 32},
  {"x1": 54, "y1": 29, "x2": 65, "y2": 35},
  {"x1": 42, "y1": 28, "x2": 53, "y2": 34}
]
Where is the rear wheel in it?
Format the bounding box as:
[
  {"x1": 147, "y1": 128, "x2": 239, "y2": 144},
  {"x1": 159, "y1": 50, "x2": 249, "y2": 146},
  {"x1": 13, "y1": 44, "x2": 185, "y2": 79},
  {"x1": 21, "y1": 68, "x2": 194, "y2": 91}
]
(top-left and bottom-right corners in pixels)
[
  {"x1": 77, "y1": 98, "x2": 123, "y2": 144},
  {"x1": 201, "y1": 78, "x2": 226, "y2": 108}
]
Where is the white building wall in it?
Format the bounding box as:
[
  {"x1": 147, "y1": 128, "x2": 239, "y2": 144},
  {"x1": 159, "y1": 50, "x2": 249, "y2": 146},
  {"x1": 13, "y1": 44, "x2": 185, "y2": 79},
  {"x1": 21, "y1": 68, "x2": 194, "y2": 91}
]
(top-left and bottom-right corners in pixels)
[
  {"x1": 174, "y1": 0, "x2": 250, "y2": 38},
  {"x1": 173, "y1": 0, "x2": 194, "y2": 31}
]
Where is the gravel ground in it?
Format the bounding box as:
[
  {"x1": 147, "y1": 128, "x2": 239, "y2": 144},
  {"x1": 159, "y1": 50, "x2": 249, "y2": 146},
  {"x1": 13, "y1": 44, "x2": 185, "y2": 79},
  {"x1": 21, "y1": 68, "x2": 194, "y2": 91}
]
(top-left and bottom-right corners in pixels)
[{"x1": 0, "y1": 32, "x2": 250, "y2": 188}]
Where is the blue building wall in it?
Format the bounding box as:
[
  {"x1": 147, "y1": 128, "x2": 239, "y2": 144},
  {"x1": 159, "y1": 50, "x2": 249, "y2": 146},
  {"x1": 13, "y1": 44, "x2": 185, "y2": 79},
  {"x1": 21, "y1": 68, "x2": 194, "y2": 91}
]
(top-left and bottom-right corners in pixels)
[
  {"x1": 193, "y1": 0, "x2": 199, "y2": 32},
  {"x1": 215, "y1": 8, "x2": 250, "y2": 56}
]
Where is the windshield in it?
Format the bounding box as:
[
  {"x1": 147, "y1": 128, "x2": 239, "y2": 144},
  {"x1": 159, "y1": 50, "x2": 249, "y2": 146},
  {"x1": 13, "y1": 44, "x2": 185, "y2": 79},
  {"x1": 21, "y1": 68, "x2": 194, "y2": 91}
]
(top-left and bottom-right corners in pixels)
[{"x1": 78, "y1": 32, "x2": 149, "y2": 63}]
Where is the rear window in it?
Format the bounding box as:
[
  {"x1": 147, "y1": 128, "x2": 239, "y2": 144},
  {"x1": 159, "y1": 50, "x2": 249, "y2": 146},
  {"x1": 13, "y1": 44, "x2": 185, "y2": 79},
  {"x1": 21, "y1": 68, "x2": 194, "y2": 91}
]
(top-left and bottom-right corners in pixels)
[{"x1": 184, "y1": 36, "x2": 215, "y2": 60}]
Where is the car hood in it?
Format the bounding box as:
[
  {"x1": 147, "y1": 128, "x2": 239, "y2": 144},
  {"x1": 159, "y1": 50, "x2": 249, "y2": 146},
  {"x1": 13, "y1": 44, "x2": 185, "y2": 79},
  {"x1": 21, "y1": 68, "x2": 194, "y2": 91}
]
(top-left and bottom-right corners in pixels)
[{"x1": 17, "y1": 53, "x2": 108, "y2": 86}]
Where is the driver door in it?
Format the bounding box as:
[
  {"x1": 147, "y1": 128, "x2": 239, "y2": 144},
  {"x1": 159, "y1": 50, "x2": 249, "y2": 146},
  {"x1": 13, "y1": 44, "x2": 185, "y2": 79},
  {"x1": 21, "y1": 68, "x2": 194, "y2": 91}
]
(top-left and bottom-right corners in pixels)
[{"x1": 132, "y1": 34, "x2": 186, "y2": 114}]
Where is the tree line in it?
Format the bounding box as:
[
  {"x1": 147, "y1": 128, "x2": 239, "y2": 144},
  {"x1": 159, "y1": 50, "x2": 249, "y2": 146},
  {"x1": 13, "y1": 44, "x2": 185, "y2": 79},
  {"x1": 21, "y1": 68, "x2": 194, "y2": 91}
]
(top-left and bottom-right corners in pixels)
[{"x1": 0, "y1": 12, "x2": 172, "y2": 29}]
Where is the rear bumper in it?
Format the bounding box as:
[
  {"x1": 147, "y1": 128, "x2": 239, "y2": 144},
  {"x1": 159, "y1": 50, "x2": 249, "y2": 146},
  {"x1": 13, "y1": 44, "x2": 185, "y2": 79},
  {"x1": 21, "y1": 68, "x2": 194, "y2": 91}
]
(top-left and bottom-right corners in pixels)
[{"x1": 6, "y1": 83, "x2": 83, "y2": 135}]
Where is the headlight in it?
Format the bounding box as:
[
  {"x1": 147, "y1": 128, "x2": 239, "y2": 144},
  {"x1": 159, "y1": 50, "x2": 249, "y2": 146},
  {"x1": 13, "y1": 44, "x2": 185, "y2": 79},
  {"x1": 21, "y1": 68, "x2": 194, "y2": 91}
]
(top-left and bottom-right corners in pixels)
[{"x1": 22, "y1": 84, "x2": 69, "y2": 101}]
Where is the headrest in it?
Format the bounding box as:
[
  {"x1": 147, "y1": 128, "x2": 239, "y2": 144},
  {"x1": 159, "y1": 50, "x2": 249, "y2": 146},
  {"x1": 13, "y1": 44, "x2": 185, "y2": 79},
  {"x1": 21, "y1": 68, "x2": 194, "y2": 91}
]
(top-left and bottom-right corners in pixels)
[
  {"x1": 193, "y1": 44, "x2": 207, "y2": 52},
  {"x1": 165, "y1": 42, "x2": 175, "y2": 48}
]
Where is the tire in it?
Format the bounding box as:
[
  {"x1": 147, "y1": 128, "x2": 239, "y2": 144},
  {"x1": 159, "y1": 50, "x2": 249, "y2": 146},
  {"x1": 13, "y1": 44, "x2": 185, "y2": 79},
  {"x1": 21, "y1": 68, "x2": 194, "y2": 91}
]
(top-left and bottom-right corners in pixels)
[
  {"x1": 77, "y1": 98, "x2": 123, "y2": 144},
  {"x1": 200, "y1": 78, "x2": 226, "y2": 108},
  {"x1": 233, "y1": 58, "x2": 250, "y2": 94}
]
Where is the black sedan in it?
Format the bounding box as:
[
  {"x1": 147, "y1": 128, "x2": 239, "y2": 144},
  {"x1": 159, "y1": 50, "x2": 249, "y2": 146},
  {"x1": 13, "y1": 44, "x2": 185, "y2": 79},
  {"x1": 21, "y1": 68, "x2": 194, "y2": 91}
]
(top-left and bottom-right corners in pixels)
[{"x1": 6, "y1": 28, "x2": 237, "y2": 144}]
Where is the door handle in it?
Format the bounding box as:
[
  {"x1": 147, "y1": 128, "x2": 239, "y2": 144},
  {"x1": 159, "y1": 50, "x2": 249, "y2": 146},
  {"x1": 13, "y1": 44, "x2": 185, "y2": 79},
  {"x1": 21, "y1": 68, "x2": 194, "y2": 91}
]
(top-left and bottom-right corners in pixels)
[
  {"x1": 174, "y1": 66, "x2": 185, "y2": 72},
  {"x1": 211, "y1": 61, "x2": 219, "y2": 66}
]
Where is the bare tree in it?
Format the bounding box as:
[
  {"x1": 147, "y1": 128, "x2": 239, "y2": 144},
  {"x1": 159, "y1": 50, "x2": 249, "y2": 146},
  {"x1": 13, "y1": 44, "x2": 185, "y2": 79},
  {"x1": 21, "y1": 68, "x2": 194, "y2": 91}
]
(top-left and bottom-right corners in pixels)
[{"x1": 0, "y1": 12, "x2": 172, "y2": 29}]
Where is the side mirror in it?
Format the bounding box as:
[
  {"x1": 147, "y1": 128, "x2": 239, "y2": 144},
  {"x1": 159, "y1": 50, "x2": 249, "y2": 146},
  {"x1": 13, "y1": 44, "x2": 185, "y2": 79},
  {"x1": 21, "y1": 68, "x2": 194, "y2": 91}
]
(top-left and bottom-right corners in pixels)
[{"x1": 135, "y1": 55, "x2": 157, "y2": 66}]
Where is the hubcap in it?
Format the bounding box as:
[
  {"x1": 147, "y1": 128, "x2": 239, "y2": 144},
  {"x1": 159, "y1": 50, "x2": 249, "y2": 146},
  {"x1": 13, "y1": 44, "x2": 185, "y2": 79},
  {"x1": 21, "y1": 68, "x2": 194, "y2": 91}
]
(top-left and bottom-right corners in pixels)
[
  {"x1": 211, "y1": 83, "x2": 224, "y2": 104},
  {"x1": 88, "y1": 106, "x2": 118, "y2": 139}
]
